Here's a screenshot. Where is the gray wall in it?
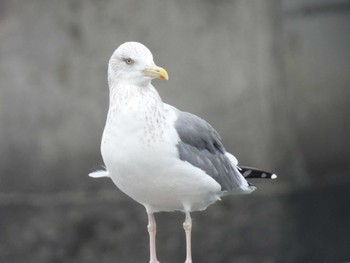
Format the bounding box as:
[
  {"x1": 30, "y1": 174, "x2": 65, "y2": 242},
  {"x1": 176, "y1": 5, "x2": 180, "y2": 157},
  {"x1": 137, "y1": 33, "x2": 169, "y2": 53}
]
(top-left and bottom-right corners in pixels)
[{"x1": 1, "y1": 0, "x2": 349, "y2": 262}]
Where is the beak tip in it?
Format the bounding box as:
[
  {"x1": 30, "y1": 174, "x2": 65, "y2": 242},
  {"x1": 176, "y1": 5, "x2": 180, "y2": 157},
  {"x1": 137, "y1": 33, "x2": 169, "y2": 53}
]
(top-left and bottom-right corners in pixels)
[
  {"x1": 161, "y1": 74, "x2": 169, "y2": 81},
  {"x1": 158, "y1": 68, "x2": 169, "y2": 81}
]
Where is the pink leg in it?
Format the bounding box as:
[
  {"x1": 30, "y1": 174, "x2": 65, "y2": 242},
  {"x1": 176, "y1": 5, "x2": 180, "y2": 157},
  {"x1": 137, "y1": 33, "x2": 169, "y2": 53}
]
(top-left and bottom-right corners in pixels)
[
  {"x1": 183, "y1": 212, "x2": 193, "y2": 263},
  {"x1": 147, "y1": 213, "x2": 160, "y2": 263}
]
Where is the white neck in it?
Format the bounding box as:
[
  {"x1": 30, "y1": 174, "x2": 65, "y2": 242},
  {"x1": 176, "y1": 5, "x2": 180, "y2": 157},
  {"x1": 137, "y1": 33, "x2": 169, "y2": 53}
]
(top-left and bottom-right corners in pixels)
[
  {"x1": 104, "y1": 81, "x2": 166, "y2": 144},
  {"x1": 108, "y1": 81, "x2": 160, "y2": 108}
]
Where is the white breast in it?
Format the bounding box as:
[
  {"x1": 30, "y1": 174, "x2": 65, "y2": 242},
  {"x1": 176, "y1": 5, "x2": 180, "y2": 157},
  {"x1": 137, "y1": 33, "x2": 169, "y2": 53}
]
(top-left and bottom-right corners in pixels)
[{"x1": 101, "y1": 86, "x2": 221, "y2": 213}]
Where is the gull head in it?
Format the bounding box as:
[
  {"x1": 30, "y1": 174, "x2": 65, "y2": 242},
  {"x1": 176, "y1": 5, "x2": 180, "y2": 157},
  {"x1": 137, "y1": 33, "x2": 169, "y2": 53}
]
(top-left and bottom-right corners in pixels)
[{"x1": 108, "y1": 42, "x2": 168, "y2": 87}]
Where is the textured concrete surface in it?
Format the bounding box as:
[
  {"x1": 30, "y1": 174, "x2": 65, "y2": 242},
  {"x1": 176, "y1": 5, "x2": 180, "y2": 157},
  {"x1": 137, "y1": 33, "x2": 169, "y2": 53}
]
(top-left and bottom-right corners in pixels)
[{"x1": 1, "y1": 0, "x2": 350, "y2": 262}]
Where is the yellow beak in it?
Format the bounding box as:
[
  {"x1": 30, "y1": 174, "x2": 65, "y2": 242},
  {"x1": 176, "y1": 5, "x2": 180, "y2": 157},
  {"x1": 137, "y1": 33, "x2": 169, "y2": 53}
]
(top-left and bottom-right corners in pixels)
[{"x1": 143, "y1": 66, "x2": 169, "y2": 80}]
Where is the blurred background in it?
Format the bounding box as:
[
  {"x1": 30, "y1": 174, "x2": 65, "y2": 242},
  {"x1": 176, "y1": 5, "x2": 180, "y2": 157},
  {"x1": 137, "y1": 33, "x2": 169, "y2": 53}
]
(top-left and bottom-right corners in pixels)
[{"x1": 1, "y1": 0, "x2": 350, "y2": 262}]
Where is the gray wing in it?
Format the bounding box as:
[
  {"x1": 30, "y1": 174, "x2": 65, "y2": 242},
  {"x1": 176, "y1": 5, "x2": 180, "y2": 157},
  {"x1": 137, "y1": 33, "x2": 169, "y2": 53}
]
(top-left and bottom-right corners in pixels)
[{"x1": 174, "y1": 111, "x2": 251, "y2": 192}]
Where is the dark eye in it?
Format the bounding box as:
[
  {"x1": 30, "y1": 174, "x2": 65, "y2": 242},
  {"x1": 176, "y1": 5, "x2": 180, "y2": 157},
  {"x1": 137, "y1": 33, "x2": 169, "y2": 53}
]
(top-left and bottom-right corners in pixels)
[{"x1": 124, "y1": 58, "x2": 134, "y2": 65}]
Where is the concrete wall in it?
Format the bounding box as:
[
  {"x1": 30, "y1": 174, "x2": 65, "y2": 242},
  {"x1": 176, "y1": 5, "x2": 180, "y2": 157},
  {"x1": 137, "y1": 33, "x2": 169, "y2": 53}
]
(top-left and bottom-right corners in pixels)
[{"x1": 0, "y1": 0, "x2": 349, "y2": 262}]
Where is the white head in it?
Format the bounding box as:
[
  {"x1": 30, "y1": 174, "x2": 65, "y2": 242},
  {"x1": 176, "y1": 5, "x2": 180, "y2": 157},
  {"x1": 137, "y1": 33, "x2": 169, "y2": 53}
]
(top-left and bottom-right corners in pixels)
[{"x1": 108, "y1": 42, "x2": 168, "y2": 87}]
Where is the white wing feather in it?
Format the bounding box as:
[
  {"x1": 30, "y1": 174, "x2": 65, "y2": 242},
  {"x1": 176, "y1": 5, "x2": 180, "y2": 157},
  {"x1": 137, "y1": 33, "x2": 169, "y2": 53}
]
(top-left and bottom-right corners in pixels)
[{"x1": 225, "y1": 152, "x2": 239, "y2": 166}]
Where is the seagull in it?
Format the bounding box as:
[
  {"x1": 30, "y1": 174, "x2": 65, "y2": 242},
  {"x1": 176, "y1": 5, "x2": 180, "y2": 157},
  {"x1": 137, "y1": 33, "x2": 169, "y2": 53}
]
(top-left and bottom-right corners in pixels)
[{"x1": 89, "y1": 42, "x2": 276, "y2": 263}]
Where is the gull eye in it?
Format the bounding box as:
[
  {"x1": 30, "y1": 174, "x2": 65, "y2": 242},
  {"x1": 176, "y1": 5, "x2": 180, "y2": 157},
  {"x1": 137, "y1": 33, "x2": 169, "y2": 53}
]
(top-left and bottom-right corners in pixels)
[{"x1": 124, "y1": 58, "x2": 134, "y2": 65}]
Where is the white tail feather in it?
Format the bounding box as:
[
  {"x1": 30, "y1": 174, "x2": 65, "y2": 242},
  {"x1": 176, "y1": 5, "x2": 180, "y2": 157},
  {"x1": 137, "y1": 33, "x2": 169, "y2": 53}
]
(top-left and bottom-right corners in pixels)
[{"x1": 89, "y1": 170, "x2": 109, "y2": 178}]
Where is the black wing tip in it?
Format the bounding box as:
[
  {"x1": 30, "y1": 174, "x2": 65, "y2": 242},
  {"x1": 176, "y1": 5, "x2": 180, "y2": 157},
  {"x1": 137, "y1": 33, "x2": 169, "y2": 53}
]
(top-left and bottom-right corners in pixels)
[{"x1": 239, "y1": 166, "x2": 277, "y2": 179}]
